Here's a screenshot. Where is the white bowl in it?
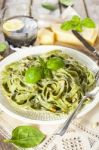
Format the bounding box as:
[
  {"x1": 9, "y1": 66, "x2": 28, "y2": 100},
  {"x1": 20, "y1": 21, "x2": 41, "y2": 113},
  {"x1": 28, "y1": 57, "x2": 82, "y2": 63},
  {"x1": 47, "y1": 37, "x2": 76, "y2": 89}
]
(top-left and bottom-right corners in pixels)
[{"x1": 0, "y1": 45, "x2": 99, "y2": 124}]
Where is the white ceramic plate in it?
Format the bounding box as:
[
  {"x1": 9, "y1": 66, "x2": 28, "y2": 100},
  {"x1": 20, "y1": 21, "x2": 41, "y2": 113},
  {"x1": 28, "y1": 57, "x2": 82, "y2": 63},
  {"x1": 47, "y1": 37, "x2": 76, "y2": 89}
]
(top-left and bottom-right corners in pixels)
[{"x1": 0, "y1": 45, "x2": 99, "y2": 124}]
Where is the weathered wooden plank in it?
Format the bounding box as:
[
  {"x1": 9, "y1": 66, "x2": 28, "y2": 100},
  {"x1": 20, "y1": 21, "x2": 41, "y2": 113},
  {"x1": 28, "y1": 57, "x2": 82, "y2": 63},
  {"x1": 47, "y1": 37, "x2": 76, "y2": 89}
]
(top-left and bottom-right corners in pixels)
[
  {"x1": 84, "y1": 0, "x2": 99, "y2": 23},
  {"x1": 4, "y1": 0, "x2": 31, "y2": 19},
  {"x1": 0, "y1": 0, "x2": 5, "y2": 43},
  {"x1": 5, "y1": 0, "x2": 31, "y2": 6},
  {"x1": 31, "y1": 0, "x2": 60, "y2": 19},
  {"x1": 0, "y1": 0, "x2": 4, "y2": 9},
  {"x1": 0, "y1": 33, "x2": 5, "y2": 42},
  {"x1": 0, "y1": 135, "x2": 18, "y2": 150},
  {"x1": 73, "y1": 0, "x2": 87, "y2": 17},
  {"x1": 84, "y1": 0, "x2": 99, "y2": 52}
]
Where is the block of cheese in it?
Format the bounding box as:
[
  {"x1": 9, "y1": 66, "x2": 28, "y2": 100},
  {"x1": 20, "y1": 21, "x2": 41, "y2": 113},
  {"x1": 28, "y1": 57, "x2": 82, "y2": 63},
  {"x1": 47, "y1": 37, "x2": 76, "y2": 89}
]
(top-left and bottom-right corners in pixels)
[
  {"x1": 38, "y1": 28, "x2": 55, "y2": 45},
  {"x1": 51, "y1": 23, "x2": 99, "y2": 46}
]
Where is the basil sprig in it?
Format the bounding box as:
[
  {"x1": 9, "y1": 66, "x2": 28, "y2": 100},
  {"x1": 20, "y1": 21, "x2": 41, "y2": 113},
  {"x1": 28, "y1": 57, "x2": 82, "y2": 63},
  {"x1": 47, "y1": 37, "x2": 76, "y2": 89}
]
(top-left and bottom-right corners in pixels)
[
  {"x1": 81, "y1": 18, "x2": 96, "y2": 28},
  {"x1": 24, "y1": 57, "x2": 65, "y2": 84},
  {"x1": 3, "y1": 126, "x2": 45, "y2": 148},
  {"x1": 61, "y1": 15, "x2": 96, "y2": 32}
]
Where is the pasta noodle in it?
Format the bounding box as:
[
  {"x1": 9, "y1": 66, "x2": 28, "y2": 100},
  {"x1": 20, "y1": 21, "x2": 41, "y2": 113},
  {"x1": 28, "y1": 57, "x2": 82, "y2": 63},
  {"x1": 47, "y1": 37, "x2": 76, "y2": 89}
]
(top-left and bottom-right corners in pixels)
[{"x1": 1, "y1": 50, "x2": 95, "y2": 114}]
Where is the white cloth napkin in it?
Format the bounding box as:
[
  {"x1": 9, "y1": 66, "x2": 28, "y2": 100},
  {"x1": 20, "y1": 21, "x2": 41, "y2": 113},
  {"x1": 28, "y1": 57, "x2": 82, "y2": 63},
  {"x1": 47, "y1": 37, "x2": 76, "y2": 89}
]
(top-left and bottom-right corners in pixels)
[
  {"x1": 34, "y1": 120, "x2": 99, "y2": 150},
  {"x1": 0, "y1": 104, "x2": 99, "y2": 150}
]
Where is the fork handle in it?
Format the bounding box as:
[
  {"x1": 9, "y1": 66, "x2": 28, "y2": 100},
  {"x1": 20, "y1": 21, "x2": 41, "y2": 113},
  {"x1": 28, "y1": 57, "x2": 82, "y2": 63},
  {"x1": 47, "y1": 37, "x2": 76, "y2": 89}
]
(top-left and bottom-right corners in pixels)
[{"x1": 55, "y1": 95, "x2": 89, "y2": 136}]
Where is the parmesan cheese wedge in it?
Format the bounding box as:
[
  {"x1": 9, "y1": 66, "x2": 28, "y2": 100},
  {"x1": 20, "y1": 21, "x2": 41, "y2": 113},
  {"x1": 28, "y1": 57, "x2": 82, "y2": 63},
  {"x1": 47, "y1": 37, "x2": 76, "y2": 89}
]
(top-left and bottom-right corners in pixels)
[
  {"x1": 38, "y1": 28, "x2": 55, "y2": 45},
  {"x1": 51, "y1": 23, "x2": 98, "y2": 46}
]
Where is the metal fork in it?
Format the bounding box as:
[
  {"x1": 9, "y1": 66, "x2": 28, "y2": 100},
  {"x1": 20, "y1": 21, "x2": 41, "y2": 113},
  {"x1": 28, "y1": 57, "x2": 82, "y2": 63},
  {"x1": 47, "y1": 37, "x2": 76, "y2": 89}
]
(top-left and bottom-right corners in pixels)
[{"x1": 55, "y1": 70, "x2": 99, "y2": 136}]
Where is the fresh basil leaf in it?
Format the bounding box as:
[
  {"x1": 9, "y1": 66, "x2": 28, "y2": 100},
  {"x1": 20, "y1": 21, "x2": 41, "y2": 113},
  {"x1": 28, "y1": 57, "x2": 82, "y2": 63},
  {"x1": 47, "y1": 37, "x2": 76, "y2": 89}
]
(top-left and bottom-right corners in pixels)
[
  {"x1": 81, "y1": 18, "x2": 96, "y2": 28},
  {"x1": 60, "y1": 0, "x2": 75, "y2": 6},
  {"x1": 4, "y1": 126, "x2": 45, "y2": 148},
  {"x1": 61, "y1": 21, "x2": 73, "y2": 31},
  {"x1": 47, "y1": 57, "x2": 65, "y2": 71},
  {"x1": 71, "y1": 15, "x2": 81, "y2": 25},
  {"x1": 42, "y1": 3, "x2": 57, "y2": 11},
  {"x1": 61, "y1": 16, "x2": 82, "y2": 31},
  {"x1": 24, "y1": 66, "x2": 44, "y2": 84},
  {"x1": 61, "y1": 15, "x2": 95, "y2": 32},
  {"x1": 71, "y1": 16, "x2": 82, "y2": 32}
]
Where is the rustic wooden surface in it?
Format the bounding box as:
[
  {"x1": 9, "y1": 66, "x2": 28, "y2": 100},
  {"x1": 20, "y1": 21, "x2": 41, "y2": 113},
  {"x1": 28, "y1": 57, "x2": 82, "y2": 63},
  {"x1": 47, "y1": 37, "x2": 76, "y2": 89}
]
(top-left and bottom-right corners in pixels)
[{"x1": 0, "y1": 0, "x2": 99, "y2": 149}]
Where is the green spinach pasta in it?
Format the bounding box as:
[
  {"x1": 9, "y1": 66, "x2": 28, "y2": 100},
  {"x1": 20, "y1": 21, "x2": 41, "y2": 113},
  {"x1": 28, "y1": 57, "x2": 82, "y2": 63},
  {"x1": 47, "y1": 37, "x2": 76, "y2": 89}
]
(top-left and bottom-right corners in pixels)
[{"x1": 1, "y1": 50, "x2": 95, "y2": 114}]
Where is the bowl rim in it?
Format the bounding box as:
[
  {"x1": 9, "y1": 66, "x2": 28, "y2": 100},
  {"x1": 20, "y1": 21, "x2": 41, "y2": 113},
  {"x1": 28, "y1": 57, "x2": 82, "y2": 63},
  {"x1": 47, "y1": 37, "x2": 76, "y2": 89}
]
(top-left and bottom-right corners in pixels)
[{"x1": 0, "y1": 45, "x2": 99, "y2": 125}]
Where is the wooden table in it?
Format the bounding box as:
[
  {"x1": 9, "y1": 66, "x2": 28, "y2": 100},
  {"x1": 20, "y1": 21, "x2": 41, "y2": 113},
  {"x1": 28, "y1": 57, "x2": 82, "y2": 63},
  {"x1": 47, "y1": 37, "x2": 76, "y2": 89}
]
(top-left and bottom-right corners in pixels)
[{"x1": 0, "y1": 0, "x2": 99, "y2": 149}]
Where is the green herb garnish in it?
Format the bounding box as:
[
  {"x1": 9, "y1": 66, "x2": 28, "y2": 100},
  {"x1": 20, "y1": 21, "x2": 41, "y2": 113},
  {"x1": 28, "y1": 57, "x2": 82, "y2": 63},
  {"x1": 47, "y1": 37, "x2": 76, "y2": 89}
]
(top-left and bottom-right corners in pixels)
[
  {"x1": 47, "y1": 57, "x2": 65, "y2": 71},
  {"x1": 60, "y1": 0, "x2": 75, "y2": 6},
  {"x1": 0, "y1": 43, "x2": 7, "y2": 52},
  {"x1": 81, "y1": 17, "x2": 96, "y2": 28},
  {"x1": 24, "y1": 66, "x2": 44, "y2": 84},
  {"x1": 24, "y1": 57, "x2": 65, "y2": 84},
  {"x1": 3, "y1": 126, "x2": 45, "y2": 148},
  {"x1": 61, "y1": 15, "x2": 96, "y2": 32},
  {"x1": 42, "y1": 3, "x2": 57, "y2": 11}
]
